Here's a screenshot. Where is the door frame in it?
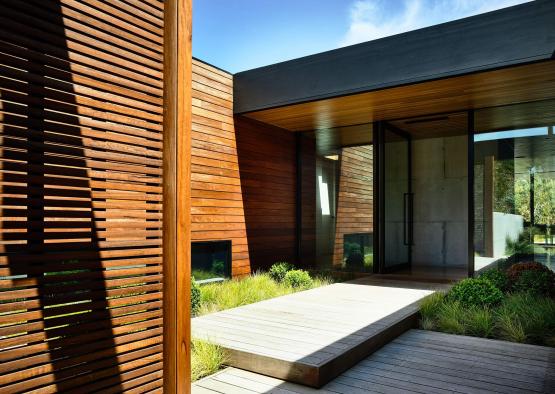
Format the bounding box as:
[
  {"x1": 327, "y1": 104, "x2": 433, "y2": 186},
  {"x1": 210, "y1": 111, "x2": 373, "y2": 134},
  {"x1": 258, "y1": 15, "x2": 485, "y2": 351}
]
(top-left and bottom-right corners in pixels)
[{"x1": 374, "y1": 121, "x2": 413, "y2": 274}]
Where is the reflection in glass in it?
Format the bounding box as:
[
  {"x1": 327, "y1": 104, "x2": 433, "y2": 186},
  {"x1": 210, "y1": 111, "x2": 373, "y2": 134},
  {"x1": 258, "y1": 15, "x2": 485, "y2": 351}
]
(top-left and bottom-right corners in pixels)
[
  {"x1": 473, "y1": 100, "x2": 555, "y2": 274},
  {"x1": 300, "y1": 124, "x2": 374, "y2": 274}
]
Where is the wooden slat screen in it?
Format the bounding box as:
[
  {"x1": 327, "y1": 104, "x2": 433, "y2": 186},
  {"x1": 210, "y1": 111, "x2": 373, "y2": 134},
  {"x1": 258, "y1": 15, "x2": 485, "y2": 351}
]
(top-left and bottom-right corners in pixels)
[
  {"x1": 0, "y1": 1, "x2": 165, "y2": 392},
  {"x1": 191, "y1": 60, "x2": 251, "y2": 277}
]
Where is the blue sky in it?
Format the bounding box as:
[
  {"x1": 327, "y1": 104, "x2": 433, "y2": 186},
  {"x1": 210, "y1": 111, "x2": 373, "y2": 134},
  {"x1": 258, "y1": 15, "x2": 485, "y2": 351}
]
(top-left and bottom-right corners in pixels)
[{"x1": 193, "y1": 0, "x2": 531, "y2": 73}]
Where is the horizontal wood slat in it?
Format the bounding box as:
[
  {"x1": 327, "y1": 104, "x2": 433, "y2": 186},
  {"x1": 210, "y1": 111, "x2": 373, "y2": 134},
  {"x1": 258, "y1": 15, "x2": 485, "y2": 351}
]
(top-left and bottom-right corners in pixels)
[
  {"x1": 235, "y1": 116, "x2": 297, "y2": 272},
  {"x1": 191, "y1": 60, "x2": 252, "y2": 277},
  {"x1": 333, "y1": 146, "x2": 374, "y2": 266},
  {"x1": 0, "y1": 1, "x2": 164, "y2": 392}
]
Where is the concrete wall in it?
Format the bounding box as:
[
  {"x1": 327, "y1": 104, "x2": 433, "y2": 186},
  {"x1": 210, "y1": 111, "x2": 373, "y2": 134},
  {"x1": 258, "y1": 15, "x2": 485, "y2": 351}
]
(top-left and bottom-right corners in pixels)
[{"x1": 411, "y1": 135, "x2": 468, "y2": 267}]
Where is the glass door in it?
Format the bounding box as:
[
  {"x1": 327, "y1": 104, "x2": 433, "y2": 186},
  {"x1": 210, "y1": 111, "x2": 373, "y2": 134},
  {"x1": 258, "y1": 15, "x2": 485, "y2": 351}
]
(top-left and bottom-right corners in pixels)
[{"x1": 380, "y1": 123, "x2": 412, "y2": 272}]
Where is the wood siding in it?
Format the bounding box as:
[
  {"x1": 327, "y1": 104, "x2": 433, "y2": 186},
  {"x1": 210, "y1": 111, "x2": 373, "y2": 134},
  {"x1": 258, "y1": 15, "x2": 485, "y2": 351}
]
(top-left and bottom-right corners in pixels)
[
  {"x1": 191, "y1": 65, "x2": 301, "y2": 275},
  {"x1": 333, "y1": 146, "x2": 373, "y2": 266},
  {"x1": 300, "y1": 137, "x2": 317, "y2": 267},
  {"x1": 243, "y1": 61, "x2": 555, "y2": 132},
  {"x1": 191, "y1": 60, "x2": 251, "y2": 277},
  {"x1": 235, "y1": 116, "x2": 297, "y2": 271},
  {"x1": 0, "y1": 1, "x2": 167, "y2": 392}
]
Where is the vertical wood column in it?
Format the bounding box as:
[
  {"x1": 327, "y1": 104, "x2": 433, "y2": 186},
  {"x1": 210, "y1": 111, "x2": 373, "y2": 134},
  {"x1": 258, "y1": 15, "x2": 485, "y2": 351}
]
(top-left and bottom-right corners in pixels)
[{"x1": 163, "y1": 0, "x2": 192, "y2": 393}]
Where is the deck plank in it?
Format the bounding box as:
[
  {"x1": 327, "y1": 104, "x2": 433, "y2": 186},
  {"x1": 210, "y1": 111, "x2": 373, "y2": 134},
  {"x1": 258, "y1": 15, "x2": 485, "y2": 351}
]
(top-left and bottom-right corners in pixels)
[
  {"x1": 192, "y1": 277, "x2": 443, "y2": 386},
  {"x1": 194, "y1": 330, "x2": 555, "y2": 393}
]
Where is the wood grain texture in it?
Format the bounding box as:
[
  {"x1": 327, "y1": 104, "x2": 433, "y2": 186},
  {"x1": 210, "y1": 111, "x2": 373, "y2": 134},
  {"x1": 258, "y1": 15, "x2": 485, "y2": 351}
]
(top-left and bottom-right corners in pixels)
[
  {"x1": 163, "y1": 0, "x2": 192, "y2": 393},
  {"x1": 192, "y1": 277, "x2": 446, "y2": 387},
  {"x1": 193, "y1": 329, "x2": 555, "y2": 393},
  {"x1": 235, "y1": 116, "x2": 297, "y2": 272},
  {"x1": 243, "y1": 61, "x2": 555, "y2": 132},
  {"x1": 332, "y1": 146, "x2": 373, "y2": 266},
  {"x1": 0, "y1": 1, "x2": 167, "y2": 392},
  {"x1": 191, "y1": 60, "x2": 251, "y2": 277}
]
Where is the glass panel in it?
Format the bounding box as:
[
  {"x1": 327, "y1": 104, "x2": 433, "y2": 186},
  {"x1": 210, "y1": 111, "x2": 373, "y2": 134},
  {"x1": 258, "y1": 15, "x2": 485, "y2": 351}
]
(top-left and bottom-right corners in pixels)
[
  {"x1": 299, "y1": 124, "x2": 374, "y2": 274},
  {"x1": 473, "y1": 100, "x2": 555, "y2": 274},
  {"x1": 387, "y1": 112, "x2": 468, "y2": 279},
  {"x1": 383, "y1": 127, "x2": 410, "y2": 271}
]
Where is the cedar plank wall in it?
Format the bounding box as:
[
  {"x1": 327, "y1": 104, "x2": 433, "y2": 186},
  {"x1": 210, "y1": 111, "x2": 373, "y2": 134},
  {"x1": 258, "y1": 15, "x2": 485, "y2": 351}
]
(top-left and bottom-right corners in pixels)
[
  {"x1": 235, "y1": 116, "x2": 297, "y2": 271},
  {"x1": 300, "y1": 136, "x2": 317, "y2": 267},
  {"x1": 191, "y1": 60, "x2": 251, "y2": 276},
  {"x1": 0, "y1": 1, "x2": 165, "y2": 393},
  {"x1": 333, "y1": 146, "x2": 374, "y2": 266}
]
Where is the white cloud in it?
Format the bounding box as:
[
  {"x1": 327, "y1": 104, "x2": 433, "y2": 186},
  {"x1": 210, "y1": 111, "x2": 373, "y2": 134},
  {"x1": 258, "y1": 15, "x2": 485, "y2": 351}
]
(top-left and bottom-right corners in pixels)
[{"x1": 340, "y1": 0, "x2": 532, "y2": 47}]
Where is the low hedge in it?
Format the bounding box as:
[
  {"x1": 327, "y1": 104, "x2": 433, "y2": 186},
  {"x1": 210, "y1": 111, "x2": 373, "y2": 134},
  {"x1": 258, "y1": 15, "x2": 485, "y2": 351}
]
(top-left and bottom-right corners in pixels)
[
  {"x1": 447, "y1": 278, "x2": 503, "y2": 307},
  {"x1": 283, "y1": 269, "x2": 313, "y2": 289}
]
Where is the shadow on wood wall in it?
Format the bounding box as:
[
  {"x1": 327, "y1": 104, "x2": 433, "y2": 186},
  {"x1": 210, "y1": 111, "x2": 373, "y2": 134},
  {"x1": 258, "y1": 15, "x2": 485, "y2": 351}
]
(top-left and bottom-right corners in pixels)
[{"x1": 1, "y1": 1, "x2": 166, "y2": 391}]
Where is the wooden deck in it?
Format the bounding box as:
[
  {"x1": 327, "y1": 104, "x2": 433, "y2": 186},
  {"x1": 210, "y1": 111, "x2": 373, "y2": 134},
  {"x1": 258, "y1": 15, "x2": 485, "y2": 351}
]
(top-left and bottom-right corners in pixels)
[
  {"x1": 192, "y1": 277, "x2": 449, "y2": 387},
  {"x1": 193, "y1": 329, "x2": 555, "y2": 393}
]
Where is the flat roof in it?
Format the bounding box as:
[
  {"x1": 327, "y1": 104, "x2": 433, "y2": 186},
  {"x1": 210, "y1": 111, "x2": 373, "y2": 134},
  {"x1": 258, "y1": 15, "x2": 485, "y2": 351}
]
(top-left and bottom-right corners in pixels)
[{"x1": 233, "y1": 0, "x2": 555, "y2": 115}]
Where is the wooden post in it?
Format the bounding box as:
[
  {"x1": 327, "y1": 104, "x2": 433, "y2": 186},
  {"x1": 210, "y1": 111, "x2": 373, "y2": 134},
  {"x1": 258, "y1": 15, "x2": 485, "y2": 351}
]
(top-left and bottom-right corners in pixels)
[{"x1": 163, "y1": 0, "x2": 192, "y2": 393}]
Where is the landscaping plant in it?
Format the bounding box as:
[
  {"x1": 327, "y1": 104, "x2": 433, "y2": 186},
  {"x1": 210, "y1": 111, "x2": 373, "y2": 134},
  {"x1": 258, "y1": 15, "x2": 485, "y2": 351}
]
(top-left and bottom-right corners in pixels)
[
  {"x1": 191, "y1": 339, "x2": 228, "y2": 381},
  {"x1": 507, "y1": 261, "x2": 555, "y2": 295},
  {"x1": 447, "y1": 277, "x2": 503, "y2": 307},
  {"x1": 479, "y1": 268, "x2": 510, "y2": 292},
  {"x1": 283, "y1": 269, "x2": 313, "y2": 289},
  {"x1": 195, "y1": 271, "x2": 332, "y2": 315},
  {"x1": 190, "y1": 270, "x2": 333, "y2": 381},
  {"x1": 512, "y1": 270, "x2": 554, "y2": 296},
  {"x1": 191, "y1": 278, "x2": 201, "y2": 316},
  {"x1": 420, "y1": 262, "x2": 555, "y2": 346},
  {"x1": 268, "y1": 261, "x2": 295, "y2": 282}
]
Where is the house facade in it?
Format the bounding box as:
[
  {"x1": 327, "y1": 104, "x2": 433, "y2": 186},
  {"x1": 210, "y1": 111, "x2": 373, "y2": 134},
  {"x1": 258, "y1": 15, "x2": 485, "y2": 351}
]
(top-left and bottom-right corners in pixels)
[
  {"x1": 0, "y1": 1, "x2": 554, "y2": 392},
  {"x1": 192, "y1": 0, "x2": 555, "y2": 281}
]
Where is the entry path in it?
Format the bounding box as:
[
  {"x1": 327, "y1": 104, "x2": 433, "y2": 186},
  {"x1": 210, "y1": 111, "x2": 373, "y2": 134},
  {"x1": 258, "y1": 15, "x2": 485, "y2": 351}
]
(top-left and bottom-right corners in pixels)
[
  {"x1": 192, "y1": 276, "x2": 449, "y2": 387},
  {"x1": 193, "y1": 329, "x2": 555, "y2": 393}
]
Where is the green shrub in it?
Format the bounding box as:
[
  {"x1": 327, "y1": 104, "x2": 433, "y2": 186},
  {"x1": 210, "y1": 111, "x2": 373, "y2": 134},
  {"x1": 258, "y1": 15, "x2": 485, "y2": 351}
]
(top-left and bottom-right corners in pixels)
[
  {"x1": 479, "y1": 269, "x2": 510, "y2": 292},
  {"x1": 447, "y1": 278, "x2": 503, "y2": 307},
  {"x1": 420, "y1": 286, "x2": 555, "y2": 346},
  {"x1": 507, "y1": 262, "x2": 555, "y2": 295},
  {"x1": 345, "y1": 251, "x2": 364, "y2": 268},
  {"x1": 212, "y1": 260, "x2": 225, "y2": 275},
  {"x1": 364, "y1": 254, "x2": 373, "y2": 270},
  {"x1": 283, "y1": 269, "x2": 313, "y2": 289},
  {"x1": 513, "y1": 270, "x2": 554, "y2": 296},
  {"x1": 268, "y1": 262, "x2": 295, "y2": 282},
  {"x1": 191, "y1": 278, "x2": 201, "y2": 316}
]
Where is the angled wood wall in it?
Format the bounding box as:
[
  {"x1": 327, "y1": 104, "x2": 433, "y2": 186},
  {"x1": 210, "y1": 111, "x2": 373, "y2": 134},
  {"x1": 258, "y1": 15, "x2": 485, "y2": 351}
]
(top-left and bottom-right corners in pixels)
[
  {"x1": 191, "y1": 60, "x2": 251, "y2": 277},
  {"x1": 0, "y1": 1, "x2": 172, "y2": 392},
  {"x1": 235, "y1": 116, "x2": 297, "y2": 271}
]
